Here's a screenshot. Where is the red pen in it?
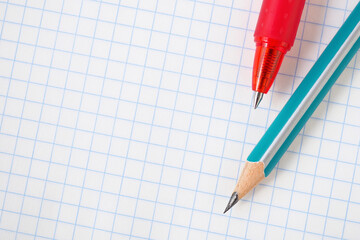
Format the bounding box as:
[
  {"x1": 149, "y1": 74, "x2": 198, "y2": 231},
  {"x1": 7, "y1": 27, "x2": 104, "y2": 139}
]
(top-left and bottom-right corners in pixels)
[{"x1": 252, "y1": 0, "x2": 306, "y2": 108}]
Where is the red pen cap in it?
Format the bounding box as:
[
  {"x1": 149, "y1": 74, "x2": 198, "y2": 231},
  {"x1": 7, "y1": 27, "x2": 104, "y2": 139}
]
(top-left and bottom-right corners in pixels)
[{"x1": 252, "y1": 0, "x2": 306, "y2": 93}]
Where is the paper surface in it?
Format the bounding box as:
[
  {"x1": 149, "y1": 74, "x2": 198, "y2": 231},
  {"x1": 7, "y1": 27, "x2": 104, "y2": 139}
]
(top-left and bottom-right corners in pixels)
[{"x1": 0, "y1": 0, "x2": 359, "y2": 239}]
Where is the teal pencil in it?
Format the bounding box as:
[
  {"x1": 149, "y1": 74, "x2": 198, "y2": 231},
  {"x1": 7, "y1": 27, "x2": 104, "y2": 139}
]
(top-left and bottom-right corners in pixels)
[{"x1": 224, "y1": 2, "x2": 360, "y2": 213}]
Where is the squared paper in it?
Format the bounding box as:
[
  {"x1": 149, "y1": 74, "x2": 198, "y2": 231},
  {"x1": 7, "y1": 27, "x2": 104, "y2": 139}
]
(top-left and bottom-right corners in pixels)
[{"x1": 0, "y1": 0, "x2": 359, "y2": 239}]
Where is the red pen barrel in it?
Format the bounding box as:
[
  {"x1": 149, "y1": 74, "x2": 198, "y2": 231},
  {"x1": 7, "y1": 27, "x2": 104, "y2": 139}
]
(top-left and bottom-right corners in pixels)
[{"x1": 252, "y1": 0, "x2": 306, "y2": 94}]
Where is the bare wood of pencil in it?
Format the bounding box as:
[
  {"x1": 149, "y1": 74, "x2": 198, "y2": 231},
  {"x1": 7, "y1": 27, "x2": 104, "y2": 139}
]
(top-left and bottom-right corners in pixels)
[
  {"x1": 223, "y1": 2, "x2": 360, "y2": 214},
  {"x1": 223, "y1": 162, "x2": 265, "y2": 213}
]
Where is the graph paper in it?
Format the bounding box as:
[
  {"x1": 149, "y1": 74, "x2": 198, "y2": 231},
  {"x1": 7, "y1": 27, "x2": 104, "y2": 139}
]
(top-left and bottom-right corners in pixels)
[{"x1": 0, "y1": 0, "x2": 359, "y2": 239}]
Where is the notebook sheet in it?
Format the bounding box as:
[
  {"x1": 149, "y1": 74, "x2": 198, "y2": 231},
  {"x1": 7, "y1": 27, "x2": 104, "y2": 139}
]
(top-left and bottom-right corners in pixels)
[{"x1": 0, "y1": 0, "x2": 359, "y2": 239}]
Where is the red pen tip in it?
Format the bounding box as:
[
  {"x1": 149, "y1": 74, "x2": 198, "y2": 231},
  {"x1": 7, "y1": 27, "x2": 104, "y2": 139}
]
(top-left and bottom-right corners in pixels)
[{"x1": 252, "y1": 45, "x2": 285, "y2": 94}]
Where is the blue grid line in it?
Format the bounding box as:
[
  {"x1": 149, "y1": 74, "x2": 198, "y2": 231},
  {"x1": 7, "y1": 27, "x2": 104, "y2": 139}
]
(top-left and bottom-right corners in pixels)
[
  {"x1": 1, "y1": 127, "x2": 359, "y2": 188},
  {"x1": 0, "y1": 35, "x2": 359, "y2": 101},
  {"x1": 0, "y1": 129, "x2": 358, "y2": 184},
  {"x1": 50, "y1": 0, "x2": 86, "y2": 237},
  {"x1": 0, "y1": 25, "x2": 357, "y2": 98},
  {"x1": 1, "y1": 13, "x2": 346, "y2": 59},
  {"x1": 219, "y1": 0, "x2": 256, "y2": 237},
  {"x1": 56, "y1": 1, "x2": 103, "y2": 238},
  {"x1": 2, "y1": 20, "x2": 359, "y2": 83},
  {"x1": 164, "y1": 0, "x2": 209, "y2": 238},
  {"x1": 0, "y1": 1, "x2": 9, "y2": 39},
  {"x1": 38, "y1": 0, "x2": 85, "y2": 239},
  {"x1": 206, "y1": 0, "x2": 251, "y2": 237},
  {"x1": 144, "y1": 0, "x2": 184, "y2": 238},
  {"x1": 0, "y1": 0, "x2": 10, "y2": 130},
  {"x1": 223, "y1": 4, "x2": 251, "y2": 235},
  {"x1": 0, "y1": 0, "x2": 35, "y2": 227},
  {"x1": 2, "y1": 175, "x2": 360, "y2": 229},
  {"x1": 87, "y1": 1, "x2": 122, "y2": 239},
  {"x1": 28, "y1": 0, "x2": 85, "y2": 238},
  {"x1": 1, "y1": 45, "x2": 360, "y2": 98},
  {"x1": 185, "y1": 0, "x2": 229, "y2": 237},
  {"x1": 1, "y1": 3, "x2": 358, "y2": 67},
  {"x1": 96, "y1": 0, "x2": 355, "y2": 14},
  {"x1": 0, "y1": 42, "x2": 348, "y2": 98},
  {"x1": 341, "y1": 137, "x2": 360, "y2": 239},
  {"x1": 3, "y1": 0, "x2": 354, "y2": 34},
  {"x1": 2, "y1": 72, "x2": 360, "y2": 123},
  {"x1": 27, "y1": 1, "x2": 67, "y2": 238},
  {"x1": 126, "y1": 0, "x2": 161, "y2": 237},
  {"x1": 12, "y1": 0, "x2": 48, "y2": 237},
  {"x1": 302, "y1": 1, "x2": 335, "y2": 236},
  {"x1": 0, "y1": 208, "x2": 348, "y2": 240},
  {"x1": 107, "y1": 0, "x2": 141, "y2": 237},
  {"x1": 0, "y1": 0, "x2": 11, "y2": 221},
  {"x1": 229, "y1": 0, "x2": 255, "y2": 237},
  {"x1": 0, "y1": 8, "x2": 350, "y2": 58},
  {"x1": 192, "y1": 0, "x2": 353, "y2": 12},
  {"x1": 1, "y1": 95, "x2": 359, "y2": 147},
  {"x1": 2, "y1": 179, "x2": 360, "y2": 229},
  {"x1": 282, "y1": 1, "x2": 313, "y2": 238},
  {"x1": 0, "y1": 205, "x2": 349, "y2": 240},
  {"x1": 2, "y1": 158, "x2": 360, "y2": 207}
]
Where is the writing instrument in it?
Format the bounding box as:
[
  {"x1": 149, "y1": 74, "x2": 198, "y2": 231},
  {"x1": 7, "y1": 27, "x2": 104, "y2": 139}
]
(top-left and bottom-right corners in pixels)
[
  {"x1": 224, "y1": 2, "x2": 360, "y2": 214},
  {"x1": 252, "y1": 0, "x2": 305, "y2": 109}
]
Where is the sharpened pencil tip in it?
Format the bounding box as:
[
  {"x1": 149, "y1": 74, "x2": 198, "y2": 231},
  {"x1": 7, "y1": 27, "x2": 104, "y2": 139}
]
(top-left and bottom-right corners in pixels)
[
  {"x1": 253, "y1": 91, "x2": 264, "y2": 109},
  {"x1": 223, "y1": 192, "x2": 239, "y2": 214}
]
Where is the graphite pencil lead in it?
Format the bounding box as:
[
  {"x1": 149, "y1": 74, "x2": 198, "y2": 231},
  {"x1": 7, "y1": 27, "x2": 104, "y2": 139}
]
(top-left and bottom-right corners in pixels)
[{"x1": 223, "y1": 192, "x2": 239, "y2": 214}]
